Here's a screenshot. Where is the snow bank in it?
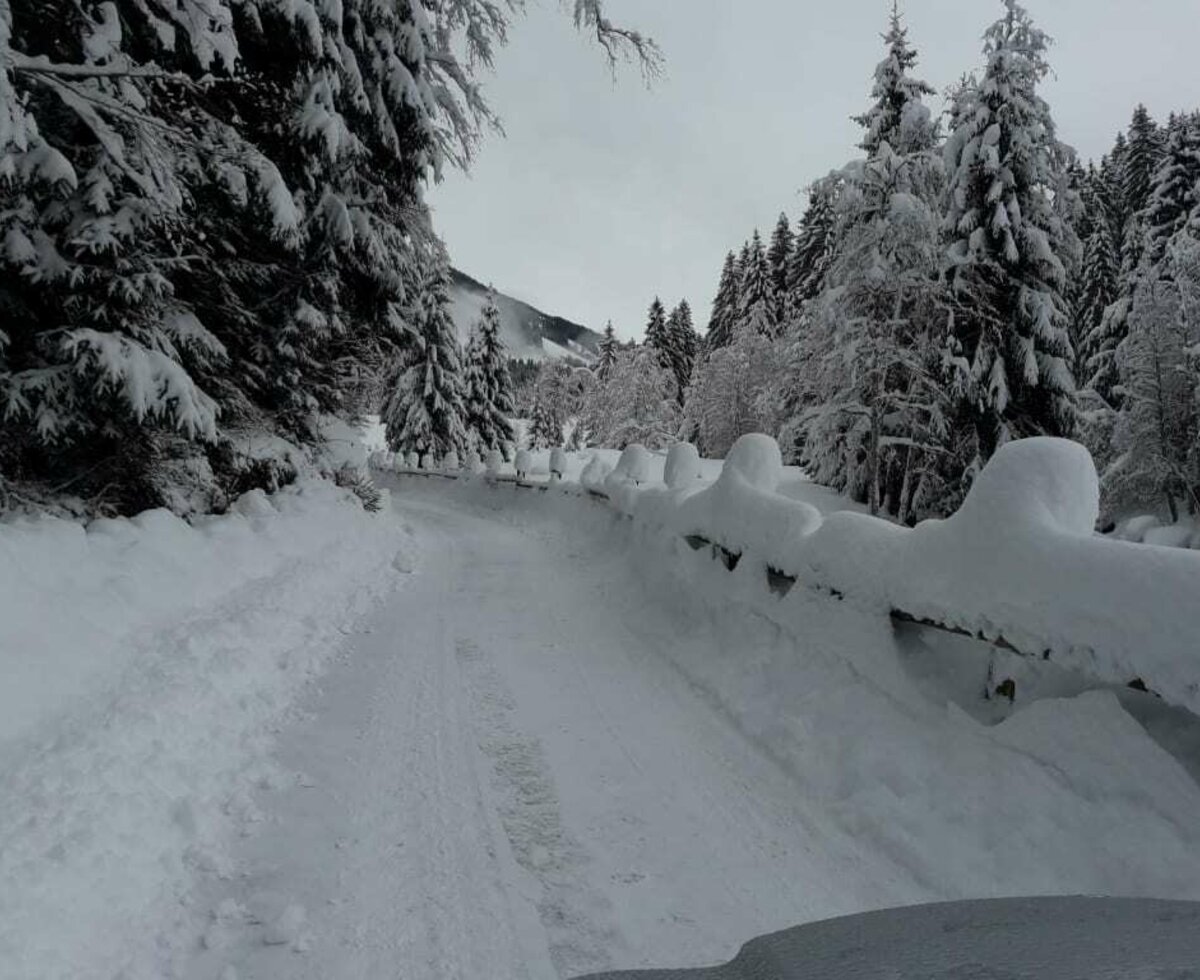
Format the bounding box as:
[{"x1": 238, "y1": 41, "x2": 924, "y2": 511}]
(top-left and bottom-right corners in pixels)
[{"x1": 0, "y1": 480, "x2": 407, "y2": 979}]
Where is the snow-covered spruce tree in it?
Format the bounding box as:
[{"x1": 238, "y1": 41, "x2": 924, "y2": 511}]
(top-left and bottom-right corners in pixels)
[
  {"x1": 464, "y1": 289, "x2": 516, "y2": 452},
  {"x1": 852, "y1": 2, "x2": 937, "y2": 157},
  {"x1": 0, "y1": 0, "x2": 659, "y2": 514},
  {"x1": 705, "y1": 251, "x2": 740, "y2": 352},
  {"x1": 1086, "y1": 108, "x2": 1165, "y2": 413},
  {"x1": 1076, "y1": 209, "x2": 1122, "y2": 396},
  {"x1": 738, "y1": 229, "x2": 776, "y2": 337},
  {"x1": 785, "y1": 185, "x2": 839, "y2": 310},
  {"x1": 664, "y1": 300, "x2": 698, "y2": 404},
  {"x1": 528, "y1": 359, "x2": 592, "y2": 449},
  {"x1": 1140, "y1": 113, "x2": 1200, "y2": 273},
  {"x1": 596, "y1": 320, "x2": 619, "y2": 380},
  {"x1": 644, "y1": 296, "x2": 669, "y2": 362},
  {"x1": 579, "y1": 346, "x2": 679, "y2": 450},
  {"x1": 783, "y1": 7, "x2": 954, "y2": 520},
  {"x1": 1107, "y1": 241, "x2": 1200, "y2": 521},
  {"x1": 942, "y1": 0, "x2": 1078, "y2": 463},
  {"x1": 767, "y1": 213, "x2": 794, "y2": 324},
  {"x1": 382, "y1": 250, "x2": 468, "y2": 459}
]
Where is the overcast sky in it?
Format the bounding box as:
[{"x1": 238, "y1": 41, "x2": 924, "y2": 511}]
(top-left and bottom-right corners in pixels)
[{"x1": 428, "y1": 0, "x2": 1197, "y2": 340}]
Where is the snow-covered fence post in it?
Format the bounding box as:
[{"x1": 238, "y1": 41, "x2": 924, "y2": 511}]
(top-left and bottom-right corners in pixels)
[
  {"x1": 485, "y1": 449, "x2": 504, "y2": 480},
  {"x1": 550, "y1": 447, "x2": 568, "y2": 481},
  {"x1": 664, "y1": 442, "x2": 701, "y2": 489},
  {"x1": 420, "y1": 452, "x2": 433, "y2": 471},
  {"x1": 406, "y1": 451, "x2": 419, "y2": 470},
  {"x1": 443, "y1": 450, "x2": 460, "y2": 473},
  {"x1": 514, "y1": 449, "x2": 533, "y2": 482}
]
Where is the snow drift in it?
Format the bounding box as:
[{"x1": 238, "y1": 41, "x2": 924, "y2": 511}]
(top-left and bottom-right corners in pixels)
[{"x1": 0, "y1": 480, "x2": 407, "y2": 980}]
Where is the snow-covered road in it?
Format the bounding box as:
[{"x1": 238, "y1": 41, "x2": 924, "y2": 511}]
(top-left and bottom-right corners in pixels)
[
  {"x1": 182, "y1": 490, "x2": 917, "y2": 980},
  {"x1": 172, "y1": 480, "x2": 1200, "y2": 980}
]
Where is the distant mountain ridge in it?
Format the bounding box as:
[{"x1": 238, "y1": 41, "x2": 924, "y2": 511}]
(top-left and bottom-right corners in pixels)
[{"x1": 448, "y1": 268, "x2": 601, "y2": 363}]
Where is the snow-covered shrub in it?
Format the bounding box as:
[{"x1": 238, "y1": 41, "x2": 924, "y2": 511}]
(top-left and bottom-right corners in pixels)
[
  {"x1": 334, "y1": 466, "x2": 383, "y2": 513},
  {"x1": 663, "y1": 443, "x2": 701, "y2": 489},
  {"x1": 549, "y1": 447, "x2": 568, "y2": 480},
  {"x1": 485, "y1": 449, "x2": 504, "y2": 477}
]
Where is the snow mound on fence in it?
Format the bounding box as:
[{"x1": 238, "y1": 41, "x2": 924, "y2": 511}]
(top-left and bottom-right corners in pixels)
[
  {"x1": 664, "y1": 442, "x2": 701, "y2": 489},
  {"x1": 0, "y1": 479, "x2": 406, "y2": 979},
  {"x1": 592, "y1": 435, "x2": 1200, "y2": 713}
]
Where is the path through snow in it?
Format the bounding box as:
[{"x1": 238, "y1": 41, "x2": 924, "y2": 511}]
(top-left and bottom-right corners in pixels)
[{"x1": 183, "y1": 491, "x2": 915, "y2": 980}]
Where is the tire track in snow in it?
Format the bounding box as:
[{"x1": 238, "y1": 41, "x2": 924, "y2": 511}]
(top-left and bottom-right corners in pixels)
[{"x1": 456, "y1": 634, "x2": 622, "y2": 977}]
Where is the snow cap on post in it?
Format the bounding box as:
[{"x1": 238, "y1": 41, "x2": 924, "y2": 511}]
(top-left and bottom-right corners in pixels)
[
  {"x1": 957, "y1": 437, "x2": 1099, "y2": 537},
  {"x1": 420, "y1": 452, "x2": 433, "y2": 471},
  {"x1": 464, "y1": 450, "x2": 482, "y2": 474},
  {"x1": 485, "y1": 449, "x2": 504, "y2": 476},
  {"x1": 664, "y1": 442, "x2": 701, "y2": 489},
  {"x1": 443, "y1": 450, "x2": 460, "y2": 472},
  {"x1": 406, "y1": 451, "x2": 419, "y2": 470},
  {"x1": 719, "y1": 434, "x2": 783, "y2": 492},
  {"x1": 615, "y1": 444, "x2": 653, "y2": 485},
  {"x1": 581, "y1": 455, "x2": 613, "y2": 491},
  {"x1": 549, "y1": 447, "x2": 568, "y2": 479}
]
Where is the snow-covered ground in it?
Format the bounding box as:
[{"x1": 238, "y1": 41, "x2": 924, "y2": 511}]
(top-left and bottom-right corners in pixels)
[
  {"x1": 0, "y1": 480, "x2": 407, "y2": 979},
  {"x1": 8, "y1": 440, "x2": 1200, "y2": 978},
  {"x1": 171, "y1": 474, "x2": 1200, "y2": 978}
]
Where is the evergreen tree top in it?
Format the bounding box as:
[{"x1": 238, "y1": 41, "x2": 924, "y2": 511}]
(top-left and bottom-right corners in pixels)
[{"x1": 853, "y1": 2, "x2": 936, "y2": 156}]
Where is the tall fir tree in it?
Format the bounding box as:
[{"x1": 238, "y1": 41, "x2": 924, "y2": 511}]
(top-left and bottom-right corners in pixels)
[
  {"x1": 596, "y1": 321, "x2": 619, "y2": 380},
  {"x1": 787, "y1": 5, "x2": 951, "y2": 520},
  {"x1": 1141, "y1": 113, "x2": 1200, "y2": 272},
  {"x1": 767, "y1": 213, "x2": 795, "y2": 323},
  {"x1": 738, "y1": 230, "x2": 776, "y2": 337},
  {"x1": 644, "y1": 297, "x2": 670, "y2": 364},
  {"x1": 382, "y1": 252, "x2": 469, "y2": 459},
  {"x1": 852, "y1": 1, "x2": 938, "y2": 156},
  {"x1": 666, "y1": 300, "x2": 699, "y2": 403},
  {"x1": 786, "y1": 187, "x2": 839, "y2": 308},
  {"x1": 942, "y1": 0, "x2": 1077, "y2": 462},
  {"x1": 705, "y1": 252, "x2": 740, "y2": 352},
  {"x1": 464, "y1": 290, "x2": 517, "y2": 452}
]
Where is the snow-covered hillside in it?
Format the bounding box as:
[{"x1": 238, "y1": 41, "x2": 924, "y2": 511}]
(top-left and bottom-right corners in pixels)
[{"x1": 448, "y1": 268, "x2": 602, "y2": 363}]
